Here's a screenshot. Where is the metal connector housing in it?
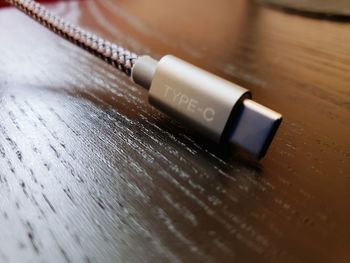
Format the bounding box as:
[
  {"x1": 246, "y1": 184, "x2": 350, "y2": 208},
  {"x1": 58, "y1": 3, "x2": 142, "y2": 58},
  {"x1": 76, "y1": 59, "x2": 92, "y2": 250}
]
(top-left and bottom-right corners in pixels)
[
  {"x1": 146, "y1": 55, "x2": 251, "y2": 141},
  {"x1": 132, "y1": 55, "x2": 282, "y2": 158}
]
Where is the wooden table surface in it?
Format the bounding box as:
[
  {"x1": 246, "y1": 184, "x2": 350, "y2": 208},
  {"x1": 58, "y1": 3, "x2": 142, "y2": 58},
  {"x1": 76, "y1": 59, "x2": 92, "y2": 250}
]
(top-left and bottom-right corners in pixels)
[{"x1": 0, "y1": 0, "x2": 349, "y2": 262}]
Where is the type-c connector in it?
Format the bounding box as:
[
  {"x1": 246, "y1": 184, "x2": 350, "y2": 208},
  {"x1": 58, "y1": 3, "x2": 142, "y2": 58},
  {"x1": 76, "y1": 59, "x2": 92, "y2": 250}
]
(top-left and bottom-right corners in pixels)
[
  {"x1": 228, "y1": 99, "x2": 282, "y2": 159},
  {"x1": 132, "y1": 55, "x2": 282, "y2": 159}
]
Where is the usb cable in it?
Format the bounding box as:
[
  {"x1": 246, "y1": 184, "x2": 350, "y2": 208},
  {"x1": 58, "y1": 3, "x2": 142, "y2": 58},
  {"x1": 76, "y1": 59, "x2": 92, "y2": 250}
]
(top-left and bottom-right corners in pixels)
[{"x1": 7, "y1": 0, "x2": 282, "y2": 159}]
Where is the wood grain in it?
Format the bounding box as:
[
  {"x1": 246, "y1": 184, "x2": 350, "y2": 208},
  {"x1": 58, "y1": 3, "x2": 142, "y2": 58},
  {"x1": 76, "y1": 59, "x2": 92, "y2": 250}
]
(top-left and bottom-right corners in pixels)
[{"x1": 0, "y1": 0, "x2": 349, "y2": 262}]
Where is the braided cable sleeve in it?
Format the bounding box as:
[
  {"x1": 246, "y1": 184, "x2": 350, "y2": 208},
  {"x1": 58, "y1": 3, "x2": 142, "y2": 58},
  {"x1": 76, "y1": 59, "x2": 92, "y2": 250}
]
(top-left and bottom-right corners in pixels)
[{"x1": 6, "y1": 0, "x2": 139, "y2": 76}]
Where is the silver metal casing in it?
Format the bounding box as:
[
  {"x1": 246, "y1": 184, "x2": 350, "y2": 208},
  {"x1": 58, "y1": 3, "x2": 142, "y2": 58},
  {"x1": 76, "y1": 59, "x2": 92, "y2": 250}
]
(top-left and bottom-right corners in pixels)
[
  {"x1": 131, "y1": 55, "x2": 282, "y2": 158},
  {"x1": 147, "y1": 55, "x2": 250, "y2": 141}
]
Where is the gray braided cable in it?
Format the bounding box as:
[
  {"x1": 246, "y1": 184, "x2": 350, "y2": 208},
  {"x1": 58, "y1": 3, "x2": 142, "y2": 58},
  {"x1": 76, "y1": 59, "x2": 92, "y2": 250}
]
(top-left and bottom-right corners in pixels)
[{"x1": 6, "y1": 0, "x2": 138, "y2": 76}]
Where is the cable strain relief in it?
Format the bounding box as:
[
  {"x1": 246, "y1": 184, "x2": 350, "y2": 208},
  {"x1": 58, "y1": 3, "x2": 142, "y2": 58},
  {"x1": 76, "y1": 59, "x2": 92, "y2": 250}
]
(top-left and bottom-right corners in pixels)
[{"x1": 131, "y1": 56, "x2": 158, "y2": 89}]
